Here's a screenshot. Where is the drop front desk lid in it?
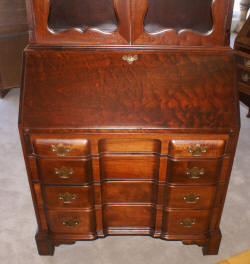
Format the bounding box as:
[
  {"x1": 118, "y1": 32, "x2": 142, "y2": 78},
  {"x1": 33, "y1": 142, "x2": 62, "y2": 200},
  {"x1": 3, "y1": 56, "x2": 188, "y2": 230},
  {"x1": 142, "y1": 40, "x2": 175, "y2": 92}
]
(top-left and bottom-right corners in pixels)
[{"x1": 19, "y1": 48, "x2": 239, "y2": 132}]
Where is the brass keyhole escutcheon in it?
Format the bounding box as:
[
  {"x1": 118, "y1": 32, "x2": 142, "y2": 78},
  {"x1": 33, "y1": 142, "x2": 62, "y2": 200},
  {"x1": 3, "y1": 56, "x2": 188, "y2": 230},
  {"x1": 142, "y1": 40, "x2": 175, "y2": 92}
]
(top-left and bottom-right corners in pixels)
[
  {"x1": 54, "y1": 166, "x2": 74, "y2": 179},
  {"x1": 59, "y1": 192, "x2": 77, "y2": 204},
  {"x1": 187, "y1": 144, "x2": 207, "y2": 156},
  {"x1": 51, "y1": 143, "x2": 71, "y2": 156},
  {"x1": 122, "y1": 54, "x2": 138, "y2": 64},
  {"x1": 183, "y1": 192, "x2": 200, "y2": 204},
  {"x1": 241, "y1": 72, "x2": 249, "y2": 82},
  {"x1": 244, "y1": 58, "x2": 250, "y2": 68},
  {"x1": 185, "y1": 167, "x2": 204, "y2": 179},
  {"x1": 179, "y1": 218, "x2": 196, "y2": 228},
  {"x1": 62, "y1": 219, "x2": 79, "y2": 228}
]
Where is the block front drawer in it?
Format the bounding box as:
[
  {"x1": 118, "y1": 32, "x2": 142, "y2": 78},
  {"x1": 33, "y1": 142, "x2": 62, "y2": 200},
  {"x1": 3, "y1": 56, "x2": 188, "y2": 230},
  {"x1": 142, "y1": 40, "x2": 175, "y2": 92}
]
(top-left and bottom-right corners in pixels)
[
  {"x1": 169, "y1": 140, "x2": 226, "y2": 158},
  {"x1": 165, "y1": 185, "x2": 217, "y2": 209},
  {"x1": 47, "y1": 209, "x2": 95, "y2": 234},
  {"x1": 30, "y1": 134, "x2": 91, "y2": 157},
  {"x1": 38, "y1": 159, "x2": 92, "y2": 184},
  {"x1": 163, "y1": 210, "x2": 210, "y2": 234},
  {"x1": 167, "y1": 159, "x2": 222, "y2": 185},
  {"x1": 44, "y1": 186, "x2": 94, "y2": 209}
]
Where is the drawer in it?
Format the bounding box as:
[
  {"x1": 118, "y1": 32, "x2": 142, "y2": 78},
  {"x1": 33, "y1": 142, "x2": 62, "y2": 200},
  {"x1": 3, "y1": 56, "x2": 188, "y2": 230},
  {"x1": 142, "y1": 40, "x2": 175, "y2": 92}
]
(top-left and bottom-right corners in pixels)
[
  {"x1": 238, "y1": 82, "x2": 250, "y2": 95},
  {"x1": 236, "y1": 54, "x2": 250, "y2": 69},
  {"x1": 163, "y1": 210, "x2": 210, "y2": 234},
  {"x1": 169, "y1": 140, "x2": 226, "y2": 158},
  {"x1": 100, "y1": 155, "x2": 159, "y2": 180},
  {"x1": 166, "y1": 185, "x2": 216, "y2": 209},
  {"x1": 103, "y1": 205, "x2": 154, "y2": 229},
  {"x1": 167, "y1": 159, "x2": 221, "y2": 185},
  {"x1": 47, "y1": 210, "x2": 95, "y2": 234},
  {"x1": 99, "y1": 138, "x2": 161, "y2": 153},
  {"x1": 102, "y1": 181, "x2": 155, "y2": 204},
  {"x1": 237, "y1": 68, "x2": 250, "y2": 86},
  {"x1": 38, "y1": 159, "x2": 91, "y2": 184},
  {"x1": 44, "y1": 186, "x2": 93, "y2": 209},
  {"x1": 30, "y1": 134, "x2": 90, "y2": 157}
]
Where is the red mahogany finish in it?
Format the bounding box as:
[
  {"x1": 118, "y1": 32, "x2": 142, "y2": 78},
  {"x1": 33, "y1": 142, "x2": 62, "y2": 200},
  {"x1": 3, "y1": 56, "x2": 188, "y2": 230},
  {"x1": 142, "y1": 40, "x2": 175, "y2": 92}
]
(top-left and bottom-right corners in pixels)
[
  {"x1": 20, "y1": 0, "x2": 239, "y2": 256},
  {"x1": 234, "y1": 17, "x2": 250, "y2": 117}
]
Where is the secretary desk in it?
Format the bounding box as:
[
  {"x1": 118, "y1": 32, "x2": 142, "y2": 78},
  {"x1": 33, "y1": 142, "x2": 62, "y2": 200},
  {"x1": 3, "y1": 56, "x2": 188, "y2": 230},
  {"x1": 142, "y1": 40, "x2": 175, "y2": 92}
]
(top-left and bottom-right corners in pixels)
[{"x1": 19, "y1": 0, "x2": 240, "y2": 256}]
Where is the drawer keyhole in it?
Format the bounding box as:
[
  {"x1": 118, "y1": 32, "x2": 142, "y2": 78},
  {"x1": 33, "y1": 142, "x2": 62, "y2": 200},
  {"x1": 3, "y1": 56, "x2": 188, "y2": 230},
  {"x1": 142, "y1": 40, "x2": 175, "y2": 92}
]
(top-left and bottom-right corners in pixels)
[{"x1": 122, "y1": 54, "x2": 138, "y2": 64}]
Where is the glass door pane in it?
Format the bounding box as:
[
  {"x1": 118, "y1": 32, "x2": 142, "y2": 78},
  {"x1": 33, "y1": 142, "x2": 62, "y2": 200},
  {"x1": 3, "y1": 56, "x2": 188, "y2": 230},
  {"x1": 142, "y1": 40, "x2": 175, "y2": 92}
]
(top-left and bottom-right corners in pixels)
[
  {"x1": 144, "y1": 0, "x2": 213, "y2": 34},
  {"x1": 48, "y1": 0, "x2": 118, "y2": 33}
]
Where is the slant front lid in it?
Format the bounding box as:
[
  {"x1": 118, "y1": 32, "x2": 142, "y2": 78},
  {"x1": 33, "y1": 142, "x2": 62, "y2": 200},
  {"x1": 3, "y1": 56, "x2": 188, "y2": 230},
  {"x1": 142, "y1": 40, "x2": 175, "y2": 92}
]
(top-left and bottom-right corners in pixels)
[{"x1": 20, "y1": 48, "x2": 238, "y2": 130}]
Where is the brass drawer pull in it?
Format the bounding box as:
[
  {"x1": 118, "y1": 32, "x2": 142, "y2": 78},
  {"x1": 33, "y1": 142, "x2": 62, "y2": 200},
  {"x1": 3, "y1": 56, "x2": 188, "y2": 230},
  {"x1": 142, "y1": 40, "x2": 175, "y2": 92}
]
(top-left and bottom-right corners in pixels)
[
  {"x1": 179, "y1": 218, "x2": 195, "y2": 228},
  {"x1": 51, "y1": 143, "x2": 71, "y2": 156},
  {"x1": 188, "y1": 144, "x2": 207, "y2": 156},
  {"x1": 62, "y1": 219, "x2": 79, "y2": 228},
  {"x1": 185, "y1": 167, "x2": 204, "y2": 179},
  {"x1": 241, "y1": 72, "x2": 249, "y2": 82},
  {"x1": 59, "y1": 192, "x2": 77, "y2": 204},
  {"x1": 54, "y1": 166, "x2": 74, "y2": 179},
  {"x1": 183, "y1": 192, "x2": 200, "y2": 204},
  {"x1": 244, "y1": 58, "x2": 250, "y2": 68},
  {"x1": 122, "y1": 54, "x2": 138, "y2": 64}
]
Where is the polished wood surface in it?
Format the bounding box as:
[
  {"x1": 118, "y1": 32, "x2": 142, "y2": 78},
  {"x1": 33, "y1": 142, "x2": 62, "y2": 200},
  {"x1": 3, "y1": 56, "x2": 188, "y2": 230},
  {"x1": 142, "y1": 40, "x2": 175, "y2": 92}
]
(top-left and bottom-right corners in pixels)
[
  {"x1": 234, "y1": 17, "x2": 250, "y2": 117},
  {"x1": 20, "y1": 0, "x2": 240, "y2": 257},
  {"x1": 20, "y1": 49, "x2": 238, "y2": 130},
  {"x1": 0, "y1": 0, "x2": 28, "y2": 97}
]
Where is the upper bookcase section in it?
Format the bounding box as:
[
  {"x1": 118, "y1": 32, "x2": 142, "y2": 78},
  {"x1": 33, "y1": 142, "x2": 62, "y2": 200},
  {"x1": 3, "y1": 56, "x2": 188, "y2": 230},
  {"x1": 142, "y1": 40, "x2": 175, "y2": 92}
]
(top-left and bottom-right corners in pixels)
[{"x1": 26, "y1": 0, "x2": 234, "y2": 46}]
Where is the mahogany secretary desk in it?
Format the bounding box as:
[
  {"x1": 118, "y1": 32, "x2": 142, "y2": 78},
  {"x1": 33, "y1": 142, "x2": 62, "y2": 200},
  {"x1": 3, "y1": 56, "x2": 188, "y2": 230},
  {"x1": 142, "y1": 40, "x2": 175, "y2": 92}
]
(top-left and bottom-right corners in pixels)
[{"x1": 19, "y1": 0, "x2": 240, "y2": 256}]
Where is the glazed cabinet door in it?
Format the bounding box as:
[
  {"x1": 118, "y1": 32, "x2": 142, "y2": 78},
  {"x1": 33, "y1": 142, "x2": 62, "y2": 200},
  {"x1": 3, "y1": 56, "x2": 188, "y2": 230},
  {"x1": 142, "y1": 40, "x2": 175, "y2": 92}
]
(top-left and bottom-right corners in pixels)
[
  {"x1": 28, "y1": 0, "x2": 131, "y2": 44},
  {"x1": 27, "y1": 0, "x2": 233, "y2": 46},
  {"x1": 131, "y1": 0, "x2": 234, "y2": 46}
]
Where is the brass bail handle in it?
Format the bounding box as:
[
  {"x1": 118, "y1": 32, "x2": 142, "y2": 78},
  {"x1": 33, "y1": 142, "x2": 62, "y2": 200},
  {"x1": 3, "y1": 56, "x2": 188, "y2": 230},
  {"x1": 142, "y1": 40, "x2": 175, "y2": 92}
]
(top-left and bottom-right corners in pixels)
[
  {"x1": 59, "y1": 192, "x2": 77, "y2": 204},
  {"x1": 244, "y1": 58, "x2": 250, "y2": 68},
  {"x1": 122, "y1": 54, "x2": 138, "y2": 64},
  {"x1": 62, "y1": 219, "x2": 79, "y2": 228},
  {"x1": 51, "y1": 143, "x2": 71, "y2": 156},
  {"x1": 185, "y1": 167, "x2": 205, "y2": 179},
  {"x1": 241, "y1": 72, "x2": 249, "y2": 82},
  {"x1": 54, "y1": 166, "x2": 74, "y2": 179},
  {"x1": 183, "y1": 192, "x2": 200, "y2": 204},
  {"x1": 188, "y1": 144, "x2": 207, "y2": 156},
  {"x1": 179, "y1": 218, "x2": 196, "y2": 228}
]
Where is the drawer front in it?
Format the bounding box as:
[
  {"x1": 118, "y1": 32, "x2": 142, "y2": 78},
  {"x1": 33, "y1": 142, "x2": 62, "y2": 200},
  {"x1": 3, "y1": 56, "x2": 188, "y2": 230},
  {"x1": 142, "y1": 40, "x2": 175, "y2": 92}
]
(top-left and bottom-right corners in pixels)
[
  {"x1": 44, "y1": 186, "x2": 93, "y2": 209},
  {"x1": 103, "y1": 205, "x2": 154, "y2": 229},
  {"x1": 163, "y1": 210, "x2": 210, "y2": 234},
  {"x1": 47, "y1": 210, "x2": 95, "y2": 234},
  {"x1": 167, "y1": 159, "x2": 221, "y2": 185},
  {"x1": 99, "y1": 138, "x2": 161, "y2": 153},
  {"x1": 166, "y1": 186, "x2": 216, "y2": 209},
  {"x1": 30, "y1": 135, "x2": 90, "y2": 157},
  {"x1": 169, "y1": 140, "x2": 226, "y2": 158},
  {"x1": 100, "y1": 156, "x2": 159, "y2": 180},
  {"x1": 236, "y1": 54, "x2": 250, "y2": 69},
  {"x1": 38, "y1": 159, "x2": 91, "y2": 184},
  {"x1": 102, "y1": 181, "x2": 155, "y2": 204}
]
